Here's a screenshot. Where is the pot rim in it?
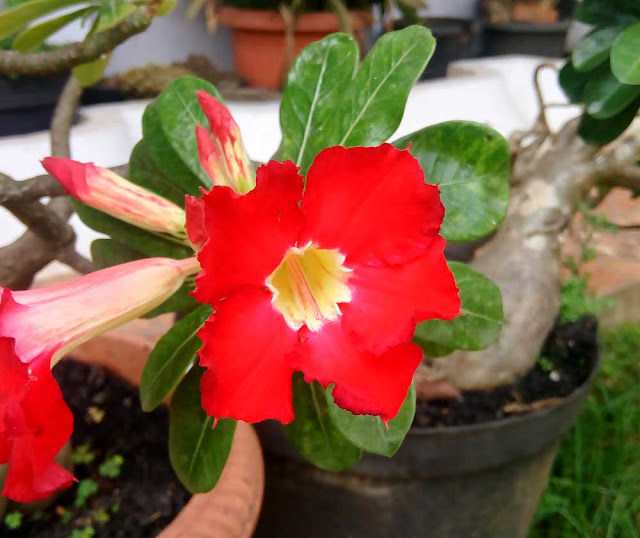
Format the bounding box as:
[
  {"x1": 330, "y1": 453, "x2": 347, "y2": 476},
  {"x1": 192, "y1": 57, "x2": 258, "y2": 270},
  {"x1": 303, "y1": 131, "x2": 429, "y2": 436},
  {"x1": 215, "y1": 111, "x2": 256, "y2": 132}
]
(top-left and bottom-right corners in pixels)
[
  {"x1": 409, "y1": 351, "x2": 600, "y2": 438},
  {"x1": 217, "y1": 6, "x2": 373, "y2": 32}
]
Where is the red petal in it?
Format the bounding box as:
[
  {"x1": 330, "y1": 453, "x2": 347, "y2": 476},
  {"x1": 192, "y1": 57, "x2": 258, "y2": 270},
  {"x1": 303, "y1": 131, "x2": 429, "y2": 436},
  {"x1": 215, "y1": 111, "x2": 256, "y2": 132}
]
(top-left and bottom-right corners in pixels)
[
  {"x1": 194, "y1": 160, "x2": 303, "y2": 304},
  {"x1": 1, "y1": 356, "x2": 74, "y2": 502},
  {"x1": 342, "y1": 236, "x2": 461, "y2": 353},
  {"x1": 185, "y1": 193, "x2": 207, "y2": 247},
  {"x1": 300, "y1": 144, "x2": 444, "y2": 266},
  {"x1": 198, "y1": 289, "x2": 298, "y2": 423},
  {"x1": 41, "y1": 157, "x2": 91, "y2": 199},
  {"x1": 197, "y1": 91, "x2": 238, "y2": 144},
  {"x1": 290, "y1": 322, "x2": 424, "y2": 421}
]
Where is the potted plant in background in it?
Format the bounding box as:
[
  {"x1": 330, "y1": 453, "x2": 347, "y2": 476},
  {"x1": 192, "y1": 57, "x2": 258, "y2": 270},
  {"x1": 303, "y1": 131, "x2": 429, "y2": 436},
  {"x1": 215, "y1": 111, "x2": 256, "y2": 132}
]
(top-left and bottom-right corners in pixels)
[
  {"x1": 0, "y1": 0, "x2": 178, "y2": 137},
  {"x1": 190, "y1": 0, "x2": 426, "y2": 89},
  {"x1": 1, "y1": 0, "x2": 640, "y2": 536},
  {"x1": 482, "y1": 0, "x2": 575, "y2": 57}
]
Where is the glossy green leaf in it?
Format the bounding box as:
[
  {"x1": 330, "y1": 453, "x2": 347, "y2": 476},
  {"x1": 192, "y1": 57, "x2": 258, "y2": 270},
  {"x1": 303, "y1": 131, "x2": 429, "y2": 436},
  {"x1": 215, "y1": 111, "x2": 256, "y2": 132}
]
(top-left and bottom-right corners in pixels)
[
  {"x1": 559, "y1": 61, "x2": 591, "y2": 103},
  {"x1": 574, "y1": 0, "x2": 639, "y2": 26},
  {"x1": 94, "y1": 0, "x2": 135, "y2": 33},
  {"x1": 90, "y1": 238, "x2": 142, "y2": 268},
  {"x1": 280, "y1": 33, "x2": 358, "y2": 173},
  {"x1": 143, "y1": 77, "x2": 222, "y2": 195},
  {"x1": 73, "y1": 53, "x2": 111, "y2": 87},
  {"x1": 141, "y1": 305, "x2": 211, "y2": 411},
  {"x1": 584, "y1": 66, "x2": 640, "y2": 119},
  {"x1": 129, "y1": 140, "x2": 189, "y2": 206},
  {"x1": 394, "y1": 121, "x2": 510, "y2": 242},
  {"x1": 285, "y1": 374, "x2": 362, "y2": 471},
  {"x1": 169, "y1": 367, "x2": 236, "y2": 493},
  {"x1": 414, "y1": 261, "x2": 503, "y2": 351},
  {"x1": 0, "y1": 0, "x2": 89, "y2": 39},
  {"x1": 611, "y1": 23, "x2": 640, "y2": 85},
  {"x1": 12, "y1": 6, "x2": 97, "y2": 52},
  {"x1": 74, "y1": 201, "x2": 192, "y2": 259},
  {"x1": 326, "y1": 384, "x2": 415, "y2": 457},
  {"x1": 578, "y1": 96, "x2": 640, "y2": 146},
  {"x1": 142, "y1": 284, "x2": 198, "y2": 319},
  {"x1": 337, "y1": 25, "x2": 436, "y2": 147},
  {"x1": 420, "y1": 341, "x2": 455, "y2": 358},
  {"x1": 572, "y1": 26, "x2": 621, "y2": 72}
]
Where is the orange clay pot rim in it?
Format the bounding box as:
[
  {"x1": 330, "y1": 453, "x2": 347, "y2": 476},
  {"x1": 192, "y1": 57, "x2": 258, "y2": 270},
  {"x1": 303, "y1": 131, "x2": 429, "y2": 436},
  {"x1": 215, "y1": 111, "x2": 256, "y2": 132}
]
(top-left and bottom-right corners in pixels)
[{"x1": 217, "y1": 6, "x2": 373, "y2": 32}]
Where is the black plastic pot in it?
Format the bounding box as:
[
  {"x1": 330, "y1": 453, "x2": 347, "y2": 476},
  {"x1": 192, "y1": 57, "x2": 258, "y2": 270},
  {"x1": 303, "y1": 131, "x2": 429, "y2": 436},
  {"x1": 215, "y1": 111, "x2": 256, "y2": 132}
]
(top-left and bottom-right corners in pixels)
[
  {"x1": 484, "y1": 21, "x2": 571, "y2": 58},
  {"x1": 0, "y1": 75, "x2": 67, "y2": 137},
  {"x1": 254, "y1": 354, "x2": 599, "y2": 538},
  {"x1": 395, "y1": 18, "x2": 484, "y2": 79}
]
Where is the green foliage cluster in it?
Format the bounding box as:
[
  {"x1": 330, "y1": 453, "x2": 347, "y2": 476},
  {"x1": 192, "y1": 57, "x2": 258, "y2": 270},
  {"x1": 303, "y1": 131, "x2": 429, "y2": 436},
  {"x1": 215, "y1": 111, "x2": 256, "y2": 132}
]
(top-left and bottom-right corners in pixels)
[
  {"x1": 532, "y1": 324, "x2": 640, "y2": 538},
  {"x1": 560, "y1": 0, "x2": 640, "y2": 145}
]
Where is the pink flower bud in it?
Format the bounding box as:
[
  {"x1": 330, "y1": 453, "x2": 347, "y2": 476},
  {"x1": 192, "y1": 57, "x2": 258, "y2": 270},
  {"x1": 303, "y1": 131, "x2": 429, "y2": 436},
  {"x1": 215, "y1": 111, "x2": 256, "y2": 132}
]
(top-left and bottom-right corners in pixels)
[
  {"x1": 196, "y1": 91, "x2": 255, "y2": 194},
  {"x1": 42, "y1": 158, "x2": 188, "y2": 240}
]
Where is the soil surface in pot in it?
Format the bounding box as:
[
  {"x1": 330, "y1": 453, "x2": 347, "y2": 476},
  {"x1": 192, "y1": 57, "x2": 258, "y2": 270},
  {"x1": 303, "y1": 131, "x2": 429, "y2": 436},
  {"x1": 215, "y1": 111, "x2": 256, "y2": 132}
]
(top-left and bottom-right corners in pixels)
[
  {"x1": 416, "y1": 316, "x2": 598, "y2": 427},
  {"x1": 6, "y1": 361, "x2": 189, "y2": 538}
]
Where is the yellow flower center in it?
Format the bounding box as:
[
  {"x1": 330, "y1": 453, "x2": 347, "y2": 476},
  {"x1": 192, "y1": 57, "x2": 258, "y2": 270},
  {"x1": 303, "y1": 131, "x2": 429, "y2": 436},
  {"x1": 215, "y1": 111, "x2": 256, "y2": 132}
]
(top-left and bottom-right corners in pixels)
[{"x1": 266, "y1": 243, "x2": 352, "y2": 331}]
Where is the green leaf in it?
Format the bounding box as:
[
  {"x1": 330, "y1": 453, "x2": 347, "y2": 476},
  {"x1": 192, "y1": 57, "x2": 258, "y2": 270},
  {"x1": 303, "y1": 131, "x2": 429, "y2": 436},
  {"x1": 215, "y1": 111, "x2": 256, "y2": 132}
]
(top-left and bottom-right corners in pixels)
[
  {"x1": 574, "y1": 0, "x2": 639, "y2": 26},
  {"x1": 12, "y1": 6, "x2": 97, "y2": 52},
  {"x1": 572, "y1": 26, "x2": 621, "y2": 73},
  {"x1": 75, "y1": 202, "x2": 192, "y2": 259},
  {"x1": 141, "y1": 284, "x2": 198, "y2": 318},
  {"x1": 141, "y1": 305, "x2": 211, "y2": 412},
  {"x1": 285, "y1": 374, "x2": 362, "y2": 471},
  {"x1": 394, "y1": 121, "x2": 510, "y2": 242},
  {"x1": 169, "y1": 367, "x2": 236, "y2": 493},
  {"x1": 584, "y1": 65, "x2": 640, "y2": 119},
  {"x1": 0, "y1": 0, "x2": 90, "y2": 40},
  {"x1": 73, "y1": 53, "x2": 111, "y2": 87},
  {"x1": 326, "y1": 384, "x2": 415, "y2": 457},
  {"x1": 129, "y1": 140, "x2": 189, "y2": 206},
  {"x1": 93, "y1": 0, "x2": 135, "y2": 33},
  {"x1": 578, "y1": 96, "x2": 640, "y2": 146},
  {"x1": 611, "y1": 23, "x2": 640, "y2": 85},
  {"x1": 559, "y1": 61, "x2": 592, "y2": 103},
  {"x1": 143, "y1": 77, "x2": 223, "y2": 195},
  {"x1": 414, "y1": 261, "x2": 503, "y2": 351},
  {"x1": 90, "y1": 238, "x2": 142, "y2": 268},
  {"x1": 156, "y1": 0, "x2": 177, "y2": 16},
  {"x1": 337, "y1": 25, "x2": 436, "y2": 147},
  {"x1": 280, "y1": 33, "x2": 358, "y2": 173},
  {"x1": 420, "y1": 341, "x2": 455, "y2": 358}
]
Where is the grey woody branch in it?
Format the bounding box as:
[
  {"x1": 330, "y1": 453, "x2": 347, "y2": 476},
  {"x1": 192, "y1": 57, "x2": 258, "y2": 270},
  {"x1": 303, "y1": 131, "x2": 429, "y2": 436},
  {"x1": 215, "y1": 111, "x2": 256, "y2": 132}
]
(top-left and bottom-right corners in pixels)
[{"x1": 0, "y1": 7, "x2": 153, "y2": 76}]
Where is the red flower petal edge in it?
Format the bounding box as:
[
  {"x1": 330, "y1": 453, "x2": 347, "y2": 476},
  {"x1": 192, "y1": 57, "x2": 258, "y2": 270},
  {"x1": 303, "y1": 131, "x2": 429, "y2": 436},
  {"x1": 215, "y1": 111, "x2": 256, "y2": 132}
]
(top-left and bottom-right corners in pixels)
[{"x1": 191, "y1": 144, "x2": 461, "y2": 425}]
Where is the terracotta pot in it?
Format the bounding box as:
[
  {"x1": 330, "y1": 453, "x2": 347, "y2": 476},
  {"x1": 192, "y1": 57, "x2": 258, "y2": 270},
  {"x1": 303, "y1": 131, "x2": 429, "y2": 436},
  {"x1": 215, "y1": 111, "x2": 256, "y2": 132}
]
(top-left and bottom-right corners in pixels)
[
  {"x1": 218, "y1": 7, "x2": 373, "y2": 89},
  {"x1": 512, "y1": 2, "x2": 558, "y2": 24},
  {"x1": 68, "y1": 316, "x2": 265, "y2": 538}
]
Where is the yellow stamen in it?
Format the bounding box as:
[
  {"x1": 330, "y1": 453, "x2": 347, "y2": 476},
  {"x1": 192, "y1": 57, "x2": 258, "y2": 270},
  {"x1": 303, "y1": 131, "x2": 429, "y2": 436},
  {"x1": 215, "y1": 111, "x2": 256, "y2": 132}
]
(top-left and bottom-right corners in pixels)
[{"x1": 266, "y1": 243, "x2": 352, "y2": 331}]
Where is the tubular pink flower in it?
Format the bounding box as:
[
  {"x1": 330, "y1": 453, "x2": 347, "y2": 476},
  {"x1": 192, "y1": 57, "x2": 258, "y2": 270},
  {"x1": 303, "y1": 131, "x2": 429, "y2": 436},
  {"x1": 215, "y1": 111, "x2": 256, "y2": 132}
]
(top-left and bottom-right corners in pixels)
[
  {"x1": 0, "y1": 257, "x2": 200, "y2": 503},
  {"x1": 42, "y1": 158, "x2": 188, "y2": 240},
  {"x1": 196, "y1": 91, "x2": 255, "y2": 194}
]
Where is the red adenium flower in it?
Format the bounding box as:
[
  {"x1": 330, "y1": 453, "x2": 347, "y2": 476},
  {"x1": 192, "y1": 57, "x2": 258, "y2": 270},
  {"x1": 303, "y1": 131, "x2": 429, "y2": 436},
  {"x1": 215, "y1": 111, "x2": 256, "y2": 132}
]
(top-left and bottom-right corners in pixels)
[
  {"x1": 0, "y1": 257, "x2": 200, "y2": 502},
  {"x1": 190, "y1": 143, "x2": 461, "y2": 425}
]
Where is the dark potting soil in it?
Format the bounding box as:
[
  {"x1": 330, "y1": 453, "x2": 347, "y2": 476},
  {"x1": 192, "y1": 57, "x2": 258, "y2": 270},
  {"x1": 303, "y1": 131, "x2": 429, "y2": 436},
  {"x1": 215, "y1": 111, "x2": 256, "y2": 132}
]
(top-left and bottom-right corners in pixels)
[
  {"x1": 5, "y1": 360, "x2": 190, "y2": 538},
  {"x1": 414, "y1": 316, "x2": 599, "y2": 428}
]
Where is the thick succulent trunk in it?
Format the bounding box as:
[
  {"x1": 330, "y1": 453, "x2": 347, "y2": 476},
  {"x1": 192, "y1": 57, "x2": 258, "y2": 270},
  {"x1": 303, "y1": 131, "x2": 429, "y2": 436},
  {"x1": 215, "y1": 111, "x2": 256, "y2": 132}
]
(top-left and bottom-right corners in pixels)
[{"x1": 429, "y1": 120, "x2": 605, "y2": 390}]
